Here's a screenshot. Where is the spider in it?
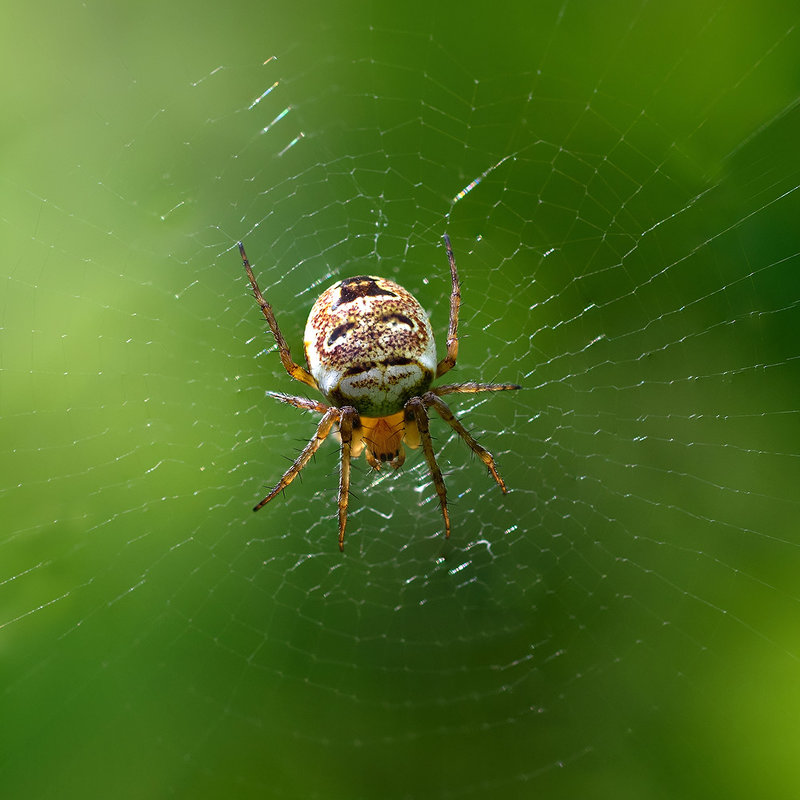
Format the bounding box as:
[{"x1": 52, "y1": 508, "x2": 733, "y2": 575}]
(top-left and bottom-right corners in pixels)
[{"x1": 238, "y1": 235, "x2": 519, "y2": 551}]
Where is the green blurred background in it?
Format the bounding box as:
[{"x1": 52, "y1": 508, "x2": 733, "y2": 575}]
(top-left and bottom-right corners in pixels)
[{"x1": 2, "y1": 1, "x2": 800, "y2": 798}]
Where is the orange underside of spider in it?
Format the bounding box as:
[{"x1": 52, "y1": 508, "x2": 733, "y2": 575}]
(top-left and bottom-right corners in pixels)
[
  {"x1": 356, "y1": 412, "x2": 408, "y2": 465},
  {"x1": 239, "y1": 237, "x2": 520, "y2": 551}
]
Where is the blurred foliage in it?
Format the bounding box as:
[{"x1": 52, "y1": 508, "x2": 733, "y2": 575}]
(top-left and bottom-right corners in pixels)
[{"x1": 2, "y1": 1, "x2": 800, "y2": 798}]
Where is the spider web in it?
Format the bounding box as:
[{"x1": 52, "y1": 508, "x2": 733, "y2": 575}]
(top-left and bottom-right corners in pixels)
[{"x1": 2, "y1": 1, "x2": 800, "y2": 798}]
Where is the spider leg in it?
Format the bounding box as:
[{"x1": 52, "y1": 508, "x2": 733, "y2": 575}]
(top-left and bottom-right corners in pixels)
[
  {"x1": 336, "y1": 406, "x2": 359, "y2": 551},
  {"x1": 433, "y1": 381, "x2": 521, "y2": 396},
  {"x1": 435, "y1": 234, "x2": 461, "y2": 378},
  {"x1": 423, "y1": 392, "x2": 510, "y2": 493},
  {"x1": 238, "y1": 242, "x2": 318, "y2": 392},
  {"x1": 390, "y1": 446, "x2": 405, "y2": 469},
  {"x1": 266, "y1": 391, "x2": 330, "y2": 414},
  {"x1": 253, "y1": 407, "x2": 339, "y2": 512},
  {"x1": 406, "y1": 396, "x2": 451, "y2": 539}
]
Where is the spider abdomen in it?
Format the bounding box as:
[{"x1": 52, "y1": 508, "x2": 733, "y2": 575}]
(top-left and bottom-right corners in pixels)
[{"x1": 304, "y1": 276, "x2": 436, "y2": 416}]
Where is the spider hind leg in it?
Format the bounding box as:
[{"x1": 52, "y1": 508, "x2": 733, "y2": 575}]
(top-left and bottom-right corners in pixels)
[
  {"x1": 424, "y1": 392, "x2": 510, "y2": 492},
  {"x1": 253, "y1": 407, "x2": 339, "y2": 511},
  {"x1": 403, "y1": 386, "x2": 516, "y2": 541},
  {"x1": 336, "y1": 406, "x2": 359, "y2": 551},
  {"x1": 406, "y1": 396, "x2": 451, "y2": 539}
]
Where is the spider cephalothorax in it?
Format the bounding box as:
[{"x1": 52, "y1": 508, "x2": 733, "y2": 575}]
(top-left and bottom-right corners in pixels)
[{"x1": 239, "y1": 236, "x2": 519, "y2": 551}]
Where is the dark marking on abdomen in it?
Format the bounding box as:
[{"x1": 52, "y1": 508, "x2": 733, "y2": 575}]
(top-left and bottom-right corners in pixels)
[
  {"x1": 383, "y1": 356, "x2": 413, "y2": 366},
  {"x1": 382, "y1": 312, "x2": 414, "y2": 328},
  {"x1": 335, "y1": 277, "x2": 396, "y2": 307},
  {"x1": 343, "y1": 362, "x2": 377, "y2": 377},
  {"x1": 327, "y1": 322, "x2": 356, "y2": 345}
]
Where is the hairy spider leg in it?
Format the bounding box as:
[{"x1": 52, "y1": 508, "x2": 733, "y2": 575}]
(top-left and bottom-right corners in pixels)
[
  {"x1": 424, "y1": 392, "x2": 510, "y2": 492},
  {"x1": 436, "y1": 234, "x2": 461, "y2": 379},
  {"x1": 401, "y1": 381, "x2": 521, "y2": 540},
  {"x1": 253, "y1": 407, "x2": 339, "y2": 511},
  {"x1": 239, "y1": 242, "x2": 318, "y2": 391},
  {"x1": 266, "y1": 392, "x2": 330, "y2": 414},
  {"x1": 406, "y1": 395, "x2": 451, "y2": 538},
  {"x1": 336, "y1": 406, "x2": 359, "y2": 551},
  {"x1": 259, "y1": 394, "x2": 362, "y2": 552},
  {"x1": 433, "y1": 381, "x2": 521, "y2": 396}
]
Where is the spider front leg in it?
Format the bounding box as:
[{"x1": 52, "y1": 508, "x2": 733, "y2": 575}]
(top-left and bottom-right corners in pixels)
[
  {"x1": 406, "y1": 396, "x2": 451, "y2": 539},
  {"x1": 433, "y1": 381, "x2": 521, "y2": 396},
  {"x1": 253, "y1": 406, "x2": 339, "y2": 511},
  {"x1": 266, "y1": 392, "x2": 330, "y2": 414},
  {"x1": 239, "y1": 242, "x2": 318, "y2": 392},
  {"x1": 436, "y1": 234, "x2": 461, "y2": 378}
]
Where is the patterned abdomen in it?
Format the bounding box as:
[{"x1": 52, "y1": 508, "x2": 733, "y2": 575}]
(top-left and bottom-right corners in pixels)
[{"x1": 304, "y1": 275, "x2": 436, "y2": 417}]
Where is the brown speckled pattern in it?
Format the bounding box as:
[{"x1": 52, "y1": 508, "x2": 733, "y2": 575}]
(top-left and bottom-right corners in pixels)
[{"x1": 303, "y1": 276, "x2": 437, "y2": 417}]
